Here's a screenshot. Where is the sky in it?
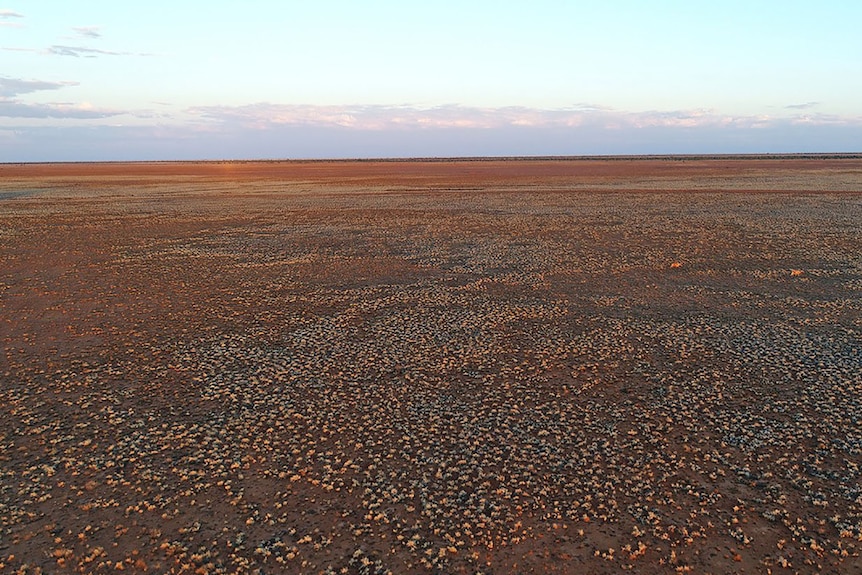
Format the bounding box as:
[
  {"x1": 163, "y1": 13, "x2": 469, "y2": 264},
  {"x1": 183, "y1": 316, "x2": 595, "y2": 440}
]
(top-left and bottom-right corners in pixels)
[{"x1": 2, "y1": 1, "x2": 861, "y2": 161}]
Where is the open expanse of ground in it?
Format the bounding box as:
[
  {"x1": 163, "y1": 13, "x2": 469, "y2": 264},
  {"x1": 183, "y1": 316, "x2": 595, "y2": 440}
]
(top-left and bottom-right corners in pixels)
[{"x1": 1, "y1": 157, "x2": 861, "y2": 574}]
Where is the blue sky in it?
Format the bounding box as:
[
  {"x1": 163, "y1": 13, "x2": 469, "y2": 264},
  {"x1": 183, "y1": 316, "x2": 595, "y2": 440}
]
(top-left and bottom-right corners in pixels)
[{"x1": 2, "y1": 1, "x2": 861, "y2": 161}]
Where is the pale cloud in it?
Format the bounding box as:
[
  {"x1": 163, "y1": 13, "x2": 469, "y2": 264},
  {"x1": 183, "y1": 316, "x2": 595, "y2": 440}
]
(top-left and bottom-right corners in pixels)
[
  {"x1": 2, "y1": 45, "x2": 125, "y2": 57},
  {"x1": 0, "y1": 75, "x2": 124, "y2": 120},
  {"x1": 0, "y1": 8, "x2": 22, "y2": 27},
  {"x1": 789, "y1": 113, "x2": 858, "y2": 126},
  {"x1": 6, "y1": 120, "x2": 862, "y2": 163},
  {"x1": 4, "y1": 102, "x2": 861, "y2": 161},
  {"x1": 48, "y1": 45, "x2": 126, "y2": 57},
  {"x1": 3, "y1": 44, "x2": 151, "y2": 57},
  {"x1": 3, "y1": 45, "x2": 153, "y2": 57},
  {"x1": 1, "y1": 46, "x2": 38, "y2": 53},
  {"x1": 786, "y1": 102, "x2": 820, "y2": 110},
  {"x1": 72, "y1": 26, "x2": 101, "y2": 39},
  {"x1": 186, "y1": 103, "x2": 862, "y2": 133},
  {"x1": 188, "y1": 103, "x2": 611, "y2": 130},
  {"x1": 0, "y1": 76, "x2": 75, "y2": 97},
  {"x1": 0, "y1": 100, "x2": 123, "y2": 119}
]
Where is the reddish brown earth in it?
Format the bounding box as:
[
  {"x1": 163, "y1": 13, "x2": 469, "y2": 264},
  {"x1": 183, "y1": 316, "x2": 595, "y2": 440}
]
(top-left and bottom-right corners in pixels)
[{"x1": 1, "y1": 157, "x2": 861, "y2": 574}]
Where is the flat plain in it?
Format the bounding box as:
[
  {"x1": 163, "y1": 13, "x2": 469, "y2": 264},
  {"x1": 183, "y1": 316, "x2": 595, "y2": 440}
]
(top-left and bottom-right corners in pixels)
[{"x1": 1, "y1": 157, "x2": 861, "y2": 574}]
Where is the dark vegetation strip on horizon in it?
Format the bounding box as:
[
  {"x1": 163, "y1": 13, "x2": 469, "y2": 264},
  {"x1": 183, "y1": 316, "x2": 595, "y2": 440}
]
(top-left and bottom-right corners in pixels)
[{"x1": 3, "y1": 152, "x2": 862, "y2": 167}]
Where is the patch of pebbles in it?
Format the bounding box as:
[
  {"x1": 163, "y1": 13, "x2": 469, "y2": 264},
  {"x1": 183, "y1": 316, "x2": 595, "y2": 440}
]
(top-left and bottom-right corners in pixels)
[{"x1": 1, "y1": 177, "x2": 861, "y2": 574}]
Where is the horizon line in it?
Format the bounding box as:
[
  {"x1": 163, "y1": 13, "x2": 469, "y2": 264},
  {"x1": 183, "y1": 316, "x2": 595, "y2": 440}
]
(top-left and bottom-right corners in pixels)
[{"x1": 5, "y1": 152, "x2": 862, "y2": 166}]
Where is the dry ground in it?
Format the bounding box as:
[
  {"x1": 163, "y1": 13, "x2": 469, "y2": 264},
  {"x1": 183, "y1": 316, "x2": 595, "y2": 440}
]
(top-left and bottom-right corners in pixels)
[{"x1": 1, "y1": 157, "x2": 861, "y2": 574}]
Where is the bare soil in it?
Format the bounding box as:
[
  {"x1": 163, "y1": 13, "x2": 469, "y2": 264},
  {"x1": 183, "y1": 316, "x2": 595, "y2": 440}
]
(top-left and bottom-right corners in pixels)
[{"x1": 1, "y1": 158, "x2": 861, "y2": 574}]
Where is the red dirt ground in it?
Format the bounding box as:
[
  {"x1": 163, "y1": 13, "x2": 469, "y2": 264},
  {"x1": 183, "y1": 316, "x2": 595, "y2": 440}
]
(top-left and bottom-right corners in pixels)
[{"x1": 1, "y1": 158, "x2": 861, "y2": 574}]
